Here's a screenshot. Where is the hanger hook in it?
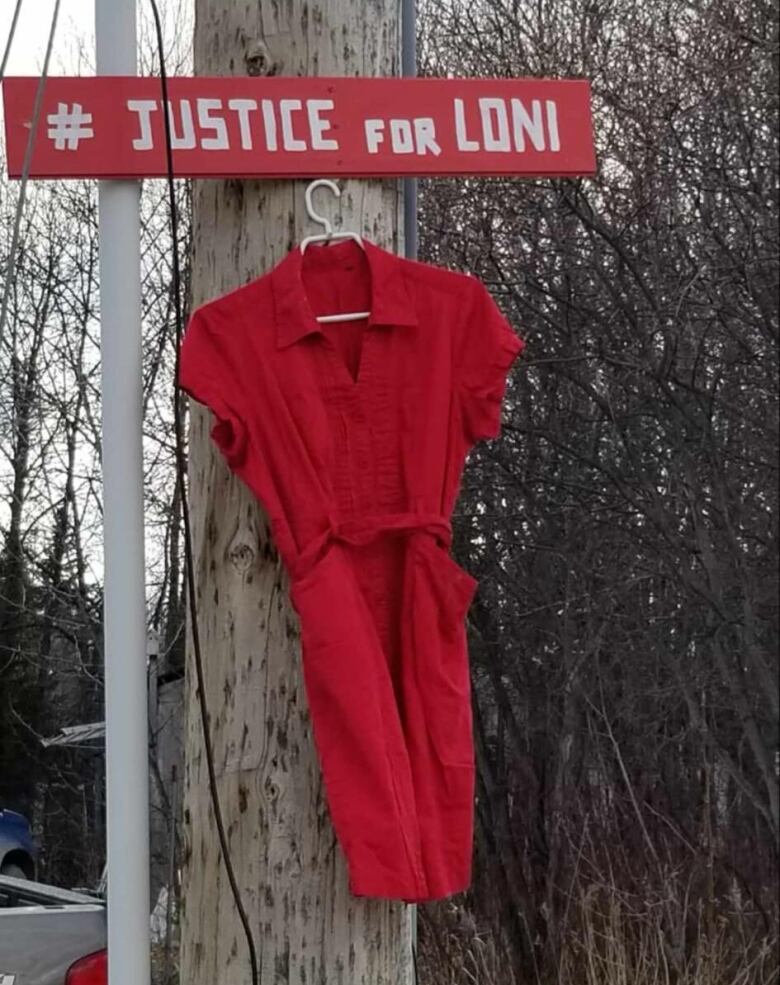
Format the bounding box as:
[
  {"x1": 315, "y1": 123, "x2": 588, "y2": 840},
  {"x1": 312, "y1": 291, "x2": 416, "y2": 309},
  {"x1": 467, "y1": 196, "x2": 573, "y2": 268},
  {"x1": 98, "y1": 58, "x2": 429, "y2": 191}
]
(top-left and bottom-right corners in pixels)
[{"x1": 305, "y1": 178, "x2": 340, "y2": 239}]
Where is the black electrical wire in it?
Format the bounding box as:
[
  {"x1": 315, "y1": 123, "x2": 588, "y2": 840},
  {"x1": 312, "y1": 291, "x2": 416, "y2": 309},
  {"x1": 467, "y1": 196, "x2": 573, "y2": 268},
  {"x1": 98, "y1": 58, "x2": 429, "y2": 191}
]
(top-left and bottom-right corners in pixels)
[
  {"x1": 146, "y1": 3, "x2": 260, "y2": 983},
  {"x1": 0, "y1": 0, "x2": 25, "y2": 82},
  {"x1": 0, "y1": 0, "x2": 61, "y2": 355}
]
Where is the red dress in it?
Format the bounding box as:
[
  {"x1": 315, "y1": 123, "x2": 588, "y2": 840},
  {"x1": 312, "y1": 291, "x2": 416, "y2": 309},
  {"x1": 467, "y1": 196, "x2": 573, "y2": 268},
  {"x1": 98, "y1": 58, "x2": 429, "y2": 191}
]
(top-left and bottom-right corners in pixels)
[{"x1": 179, "y1": 239, "x2": 524, "y2": 901}]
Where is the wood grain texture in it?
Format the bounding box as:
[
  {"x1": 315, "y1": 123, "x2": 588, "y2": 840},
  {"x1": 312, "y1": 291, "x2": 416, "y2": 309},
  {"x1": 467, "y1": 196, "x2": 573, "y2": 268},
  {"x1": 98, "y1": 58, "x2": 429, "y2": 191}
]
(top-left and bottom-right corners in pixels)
[{"x1": 180, "y1": 3, "x2": 412, "y2": 983}]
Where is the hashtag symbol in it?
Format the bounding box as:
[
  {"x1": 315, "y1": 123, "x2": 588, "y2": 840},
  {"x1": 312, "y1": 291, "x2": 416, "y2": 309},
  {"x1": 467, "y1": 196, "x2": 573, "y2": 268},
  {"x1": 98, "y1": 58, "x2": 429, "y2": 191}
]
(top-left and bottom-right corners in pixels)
[{"x1": 47, "y1": 102, "x2": 94, "y2": 150}]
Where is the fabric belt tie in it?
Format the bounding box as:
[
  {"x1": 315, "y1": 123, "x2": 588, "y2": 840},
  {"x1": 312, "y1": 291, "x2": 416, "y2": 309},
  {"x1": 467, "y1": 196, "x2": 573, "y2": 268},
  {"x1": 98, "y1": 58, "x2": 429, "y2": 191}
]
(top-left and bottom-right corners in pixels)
[{"x1": 293, "y1": 512, "x2": 452, "y2": 584}]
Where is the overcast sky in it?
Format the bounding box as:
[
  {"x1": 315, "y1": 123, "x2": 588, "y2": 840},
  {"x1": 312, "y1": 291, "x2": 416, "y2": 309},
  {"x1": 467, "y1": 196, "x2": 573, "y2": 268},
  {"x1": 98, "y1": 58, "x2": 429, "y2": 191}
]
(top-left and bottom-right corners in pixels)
[{"x1": 1, "y1": 0, "x2": 95, "y2": 75}]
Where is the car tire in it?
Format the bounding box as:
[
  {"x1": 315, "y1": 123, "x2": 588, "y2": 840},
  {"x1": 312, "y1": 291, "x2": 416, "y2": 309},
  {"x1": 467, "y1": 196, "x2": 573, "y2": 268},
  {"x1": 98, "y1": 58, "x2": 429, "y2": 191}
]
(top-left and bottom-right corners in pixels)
[{"x1": 0, "y1": 862, "x2": 28, "y2": 879}]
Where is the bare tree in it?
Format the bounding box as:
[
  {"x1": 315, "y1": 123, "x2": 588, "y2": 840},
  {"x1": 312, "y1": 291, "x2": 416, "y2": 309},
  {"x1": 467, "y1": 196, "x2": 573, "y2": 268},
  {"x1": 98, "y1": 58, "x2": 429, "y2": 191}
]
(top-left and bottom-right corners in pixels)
[{"x1": 417, "y1": 1, "x2": 778, "y2": 981}]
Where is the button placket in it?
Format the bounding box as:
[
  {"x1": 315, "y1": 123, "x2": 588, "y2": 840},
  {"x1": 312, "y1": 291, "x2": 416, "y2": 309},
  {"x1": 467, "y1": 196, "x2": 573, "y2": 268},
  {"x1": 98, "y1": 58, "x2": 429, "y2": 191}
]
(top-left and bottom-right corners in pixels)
[
  {"x1": 362, "y1": 328, "x2": 396, "y2": 513},
  {"x1": 347, "y1": 391, "x2": 373, "y2": 512},
  {"x1": 353, "y1": 330, "x2": 380, "y2": 510},
  {"x1": 314, "y1": 341, "x2": 354, "y2": 514}
]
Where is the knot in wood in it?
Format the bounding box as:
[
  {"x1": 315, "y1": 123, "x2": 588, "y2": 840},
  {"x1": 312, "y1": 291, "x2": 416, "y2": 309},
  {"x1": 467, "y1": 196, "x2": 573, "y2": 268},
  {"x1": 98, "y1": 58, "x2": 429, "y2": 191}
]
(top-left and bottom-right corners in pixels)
[
  {"x1": 245, "y1": 40, "x2": 277, "y2": 77},
  {"x1": 229, "y1": 540, "x2": 256, "y2": 572}
]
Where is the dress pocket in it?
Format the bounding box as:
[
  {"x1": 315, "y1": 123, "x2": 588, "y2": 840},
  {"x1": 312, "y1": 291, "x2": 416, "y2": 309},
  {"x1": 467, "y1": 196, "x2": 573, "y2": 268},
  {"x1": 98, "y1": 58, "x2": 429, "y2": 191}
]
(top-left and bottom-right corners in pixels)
[
  {"x1": 290, "y1": 545, "x2": 362, "y2": 653},
  {"x1": 411, "y1": 539, "x2": 478, "y2": 767}
]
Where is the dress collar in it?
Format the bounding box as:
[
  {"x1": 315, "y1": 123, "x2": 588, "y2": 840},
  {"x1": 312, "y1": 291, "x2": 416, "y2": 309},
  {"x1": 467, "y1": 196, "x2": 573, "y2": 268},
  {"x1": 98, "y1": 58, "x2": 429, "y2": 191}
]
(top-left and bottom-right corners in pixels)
[{"x1": 271, "y1": 238, "x2": 418, "y2": 349}]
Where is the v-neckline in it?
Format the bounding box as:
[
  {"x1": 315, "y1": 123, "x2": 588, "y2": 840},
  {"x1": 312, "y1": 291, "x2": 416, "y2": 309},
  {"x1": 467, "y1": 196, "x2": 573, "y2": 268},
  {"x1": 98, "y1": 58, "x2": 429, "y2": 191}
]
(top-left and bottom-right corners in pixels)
[
  {"x1": 322, "y1": 318, "x2": 371, "y2": 387},
  {"x1": 297, "y1": 243, "x2": 373, "y2": 375}
]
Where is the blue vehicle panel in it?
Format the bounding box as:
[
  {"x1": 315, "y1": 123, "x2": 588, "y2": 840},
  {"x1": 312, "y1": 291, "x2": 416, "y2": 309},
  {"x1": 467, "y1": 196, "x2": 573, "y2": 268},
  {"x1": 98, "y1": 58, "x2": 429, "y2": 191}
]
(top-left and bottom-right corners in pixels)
[{"x1": 0, "y1": 809, "x2": 38, "y2": 878}]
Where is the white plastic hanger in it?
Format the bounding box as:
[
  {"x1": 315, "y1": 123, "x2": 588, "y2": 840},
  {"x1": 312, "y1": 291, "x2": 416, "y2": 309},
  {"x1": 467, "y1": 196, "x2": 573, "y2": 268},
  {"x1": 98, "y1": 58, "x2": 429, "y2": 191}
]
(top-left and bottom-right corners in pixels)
[{"x1": 300, "y1": 179, "x2": 370, "y2": 324}]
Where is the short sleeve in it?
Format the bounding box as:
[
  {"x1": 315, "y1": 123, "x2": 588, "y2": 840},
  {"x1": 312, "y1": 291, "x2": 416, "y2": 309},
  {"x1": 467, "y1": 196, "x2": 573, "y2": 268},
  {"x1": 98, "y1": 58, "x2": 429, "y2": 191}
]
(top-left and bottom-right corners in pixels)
[
  {"x1": 178, "y1": 307, "x2": 248, "y2": 469},
  {"x1": 456, "y1": 279, "x2": 525, "y2": 443}
]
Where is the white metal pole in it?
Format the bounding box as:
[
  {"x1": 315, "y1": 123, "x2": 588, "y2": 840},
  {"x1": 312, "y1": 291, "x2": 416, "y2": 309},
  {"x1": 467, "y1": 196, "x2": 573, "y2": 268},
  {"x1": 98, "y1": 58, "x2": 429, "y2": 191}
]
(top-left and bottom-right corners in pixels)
[{"x1": 95, "y1": 2, "x2": 150, "y2": 983}]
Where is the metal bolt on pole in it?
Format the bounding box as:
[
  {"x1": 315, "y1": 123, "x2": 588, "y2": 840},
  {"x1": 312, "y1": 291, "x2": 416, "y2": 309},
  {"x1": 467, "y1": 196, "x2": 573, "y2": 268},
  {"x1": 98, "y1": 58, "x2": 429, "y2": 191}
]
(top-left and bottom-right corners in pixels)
[{"x1": 95, "y1": 1, "x2": 151, "y2": 983}]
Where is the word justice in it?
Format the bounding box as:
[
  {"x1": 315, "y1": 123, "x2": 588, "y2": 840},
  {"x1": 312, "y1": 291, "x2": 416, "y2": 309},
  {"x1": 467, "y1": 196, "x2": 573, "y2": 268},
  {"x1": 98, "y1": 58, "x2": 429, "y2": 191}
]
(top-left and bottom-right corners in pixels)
[{"x1": 126, "y1": 96, "x2": 562, "y2": 155}]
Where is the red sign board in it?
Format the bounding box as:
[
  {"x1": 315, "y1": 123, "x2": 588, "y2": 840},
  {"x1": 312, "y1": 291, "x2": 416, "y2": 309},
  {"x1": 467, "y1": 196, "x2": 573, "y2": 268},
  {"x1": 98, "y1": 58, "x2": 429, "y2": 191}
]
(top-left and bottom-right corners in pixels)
[{"x1": 3, "y1": 76, "x2": 595, "y2": 180}]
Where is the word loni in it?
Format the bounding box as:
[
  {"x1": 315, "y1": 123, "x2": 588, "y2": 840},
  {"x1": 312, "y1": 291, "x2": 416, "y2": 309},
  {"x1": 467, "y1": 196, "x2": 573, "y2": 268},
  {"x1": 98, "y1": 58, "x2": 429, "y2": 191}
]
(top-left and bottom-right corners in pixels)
[{"x1": 454, "y1": 97, "x2": 560, "y2": 153}]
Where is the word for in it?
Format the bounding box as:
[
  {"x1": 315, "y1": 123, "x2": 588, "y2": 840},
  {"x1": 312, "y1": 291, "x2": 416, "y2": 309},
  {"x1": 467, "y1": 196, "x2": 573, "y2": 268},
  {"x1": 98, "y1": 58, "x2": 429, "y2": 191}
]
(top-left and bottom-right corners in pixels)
[{"x1": 122, "y1": 97, "x2": 561, "y2": 155}]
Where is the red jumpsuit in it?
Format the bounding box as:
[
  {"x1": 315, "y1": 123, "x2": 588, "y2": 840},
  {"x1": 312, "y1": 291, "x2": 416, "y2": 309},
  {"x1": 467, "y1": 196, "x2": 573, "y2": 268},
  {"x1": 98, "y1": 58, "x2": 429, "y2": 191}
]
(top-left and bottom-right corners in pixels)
[{"x1": 179, "y1": 239, "x2": 524, "y2": 901}]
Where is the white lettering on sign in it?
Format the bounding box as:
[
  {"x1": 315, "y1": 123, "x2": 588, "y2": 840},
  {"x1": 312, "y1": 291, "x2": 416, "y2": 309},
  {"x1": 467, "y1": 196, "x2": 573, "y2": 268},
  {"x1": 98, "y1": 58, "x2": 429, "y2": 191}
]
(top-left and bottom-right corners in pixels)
[
  {"x1": 307, "y1": 99, "x2": 339, "y2": 150},
  {"x1": 47, "y1": 102, "x2": 94, "y2": 150},
  {"x1": 454, "y1": 99, "x2": 479, "y2": 151},
  {"x1": 364, "y1": 117, "x2": 442, "y2": 155},
  {"x1": 415, "y1": 118, "x2": 441, "y2": 155},
  {"x1": 227, "y1": 98, "x2": 256, "y2": 149},
  {"x1": 365, "y1": 118, "x2": 384, "y2": 154},
  {"x1": 197, "y1": 98, "x2": 229, "y2": 150},
  {"x1": 128, "y1": 99, "x2": 157, "y2": 150},
  {"x1": 261, "y1": 100, "x2": 278, "y2": 151},
  {"x1": 545, "y1": 99, "x2": 560, "y2": 151},
  {"x1": 455, "y1": 97, "x2": 561, "y2": 153},
  {"x1": 126, "y1": 97, "x2": 341, "y2": 153},
  {"x1": 279, "y1": 99, "x2": 306, "y2": 151},
  {"x1": 124, "y1": 95, "x2": 560, "y2": 157},
  {"x1": 166, "y1": 99, "x2": 196, "y2": 150},
  {"x1": 480, "y1": 98, "x2": 511, "y2": 152},
  {"x1": 511, "y1": 98, "x2": 544, "y2": 151},
  {"x1": 390, "y1": 119, "x2": 415, "y2": 154}
]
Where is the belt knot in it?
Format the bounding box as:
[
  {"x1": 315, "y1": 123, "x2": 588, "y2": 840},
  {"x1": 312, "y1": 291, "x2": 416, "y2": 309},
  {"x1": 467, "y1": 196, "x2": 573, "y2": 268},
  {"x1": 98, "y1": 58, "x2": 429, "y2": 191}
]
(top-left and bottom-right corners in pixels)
[{"x1": 293, "y1": 512, "x2": 451, "y2": 584}]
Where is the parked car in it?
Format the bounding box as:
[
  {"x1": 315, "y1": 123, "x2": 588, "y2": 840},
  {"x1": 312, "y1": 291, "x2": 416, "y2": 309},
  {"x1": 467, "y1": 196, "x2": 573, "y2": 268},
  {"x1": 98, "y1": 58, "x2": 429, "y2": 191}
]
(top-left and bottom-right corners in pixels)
[
  {"x1": 0, "y1": 809, "x2": 37, "y2": 879},
  {"x1": 0, "y1": 873, "x2": 106, "y2": 984}
]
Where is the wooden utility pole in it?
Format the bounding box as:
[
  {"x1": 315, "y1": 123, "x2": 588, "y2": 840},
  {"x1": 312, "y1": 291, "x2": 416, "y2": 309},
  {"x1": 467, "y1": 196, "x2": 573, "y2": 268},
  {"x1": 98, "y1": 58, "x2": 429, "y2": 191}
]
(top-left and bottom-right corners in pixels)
[{"x1": 180, "y1": 4, "x2": 412, "y2": 984}]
